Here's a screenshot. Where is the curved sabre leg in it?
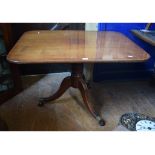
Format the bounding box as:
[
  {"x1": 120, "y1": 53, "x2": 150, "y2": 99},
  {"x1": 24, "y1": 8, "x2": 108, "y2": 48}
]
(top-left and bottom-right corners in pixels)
[
  {"x1": 38, "y1": 76, "x2": 71, "y2": 106},
  {"x1": 78, "y1": 78, "x2": 105, "y2": 126}
]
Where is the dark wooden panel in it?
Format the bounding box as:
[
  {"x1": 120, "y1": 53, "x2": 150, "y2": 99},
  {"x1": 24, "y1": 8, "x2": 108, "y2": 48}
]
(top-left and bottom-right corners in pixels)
[{"x1": 0, "y1": 23, "x2": 22, "y2": 105}]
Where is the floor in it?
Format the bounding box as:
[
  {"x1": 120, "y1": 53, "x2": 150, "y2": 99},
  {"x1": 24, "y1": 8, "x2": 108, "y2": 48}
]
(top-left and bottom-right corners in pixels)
[{"x1": 0, "y1": 72, "x2": 155, "y2": 131}]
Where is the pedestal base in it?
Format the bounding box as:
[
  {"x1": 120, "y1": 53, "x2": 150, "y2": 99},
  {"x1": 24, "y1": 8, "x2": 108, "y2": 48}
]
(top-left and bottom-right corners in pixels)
[{"x1": 38, "y1": 63, "x2": 105, "y2": 126}]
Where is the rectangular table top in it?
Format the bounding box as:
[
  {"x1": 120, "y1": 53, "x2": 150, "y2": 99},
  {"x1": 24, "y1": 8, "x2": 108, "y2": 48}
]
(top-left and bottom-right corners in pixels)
[{"x1": 7, "y1": 30, "x2": 150, "y2": 64}]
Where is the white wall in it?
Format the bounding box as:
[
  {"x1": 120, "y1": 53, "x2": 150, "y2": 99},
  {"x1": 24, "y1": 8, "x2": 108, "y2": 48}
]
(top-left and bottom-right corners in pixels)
[
  {"x1": 85, "y1": 23, "x2": 98, "y2": 31},
  {"x1": 84, "y1": 23, "x2": 98, "y2": 82}
]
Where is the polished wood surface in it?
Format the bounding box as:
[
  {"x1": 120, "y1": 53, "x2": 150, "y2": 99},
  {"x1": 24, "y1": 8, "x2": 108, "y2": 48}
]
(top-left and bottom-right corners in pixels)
[
  {"x1": 7, "y1": 30, "x2": 150, "y2": 64},
  {"x1": 131, "y1": 30, "x2": 155, "y2": 46}
]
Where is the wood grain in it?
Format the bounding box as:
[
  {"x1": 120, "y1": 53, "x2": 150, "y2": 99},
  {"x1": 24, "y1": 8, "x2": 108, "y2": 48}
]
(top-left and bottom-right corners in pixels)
[{"x1": 7, "y1": 30, "x2": 150, "y2": 64}]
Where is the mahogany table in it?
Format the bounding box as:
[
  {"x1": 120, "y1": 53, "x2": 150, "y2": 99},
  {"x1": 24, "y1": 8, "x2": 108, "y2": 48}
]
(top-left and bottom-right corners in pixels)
[{"x1": 7, "y1": 30, "x2": 150, "y2": 126}]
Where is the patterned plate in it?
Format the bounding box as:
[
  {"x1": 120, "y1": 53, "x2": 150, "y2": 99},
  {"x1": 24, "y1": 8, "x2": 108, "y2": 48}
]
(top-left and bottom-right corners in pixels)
[{"x1": 120, "y1": 113, "x2": 155, "y2": 131}]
